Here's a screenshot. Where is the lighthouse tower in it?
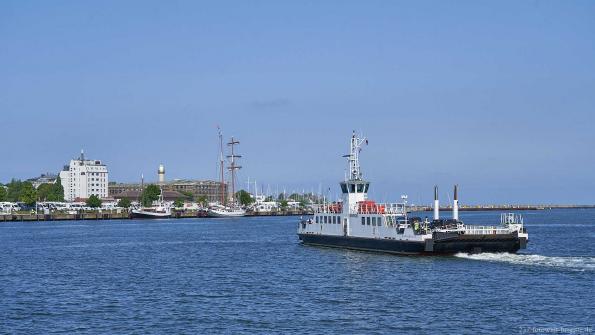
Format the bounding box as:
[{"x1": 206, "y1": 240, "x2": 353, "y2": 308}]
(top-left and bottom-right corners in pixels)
[{"x1": 158, "y1": 164, "x2": 165, "y2": 184}]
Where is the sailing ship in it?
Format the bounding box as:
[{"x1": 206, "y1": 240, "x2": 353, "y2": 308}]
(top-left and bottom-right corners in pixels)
[
  {"x1": 207, "y1": 129, "x2": 246, "y2": 217},
  {"x1": 298, "y1": 132, "x2": 529, "y2": 254}
]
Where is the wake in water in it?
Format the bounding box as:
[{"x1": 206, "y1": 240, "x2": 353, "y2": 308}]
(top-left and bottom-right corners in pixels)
[{"x1": 455, "y1": 252, "x2": 595, "y2": 271}]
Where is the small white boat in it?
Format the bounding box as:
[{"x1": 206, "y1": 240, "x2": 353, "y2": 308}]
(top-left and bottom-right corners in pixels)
[
  {"x1": 207, "y1": 204, "x2": 246, "y2": 217},
  {"x1": 131, "y1": 189, "x2": 172, "y2": 219}
]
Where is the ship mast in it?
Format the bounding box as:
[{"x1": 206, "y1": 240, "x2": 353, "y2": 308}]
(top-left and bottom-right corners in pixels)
[
  {"x1": 227, "y1": 137, "x2": 242, "y2": 205},
  {"x1": 218, "y1": 127, "x2": 225, "y2": 205},
  {"x1": 345, "y1": 131, "x2": 367, "y2": 181}
]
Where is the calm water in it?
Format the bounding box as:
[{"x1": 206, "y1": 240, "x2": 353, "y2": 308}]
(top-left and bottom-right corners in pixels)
[{"x1": 1, "y1": 209, "x2": 594, "y2": 334}]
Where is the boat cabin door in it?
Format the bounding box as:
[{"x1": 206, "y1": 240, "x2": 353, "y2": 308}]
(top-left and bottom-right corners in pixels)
[{"x1": 343, "y1": 218, "x2": 348, "y2": 236}]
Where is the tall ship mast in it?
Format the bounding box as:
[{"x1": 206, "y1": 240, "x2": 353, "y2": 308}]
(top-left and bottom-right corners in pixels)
[
  {"x1": 298, "y1": 132, "x2": 529, "y2": 254},
  {"x1": 218, "y1": 127, "x2": 226, "y2": 205},
  {"x1": 227, "y1": 137, "x2": 242, "y2": 205},
  {"x1": 207, "y1": 129, "x2": 247, "y2": 218}
]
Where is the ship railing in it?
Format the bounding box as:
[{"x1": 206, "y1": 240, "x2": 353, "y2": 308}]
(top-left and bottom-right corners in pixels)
[
  {"x1": 313, "y1": 204, "x2": 343, "y2": 214},
  {"x1": 349, "y1": 203, "x2": 406, "y2": 215},
  {"x1": 501, "y1": 213, "x2": 524, "y2": 225},
  {"x1": 461, "y1": 225, "x2": 513, "y2": 235}
]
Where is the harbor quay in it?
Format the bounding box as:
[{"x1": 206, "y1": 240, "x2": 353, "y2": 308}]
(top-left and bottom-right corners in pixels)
[
  {"x1": 2, "y1": 205, "x2": 593, "y2": 223},
  {"x1": 0, "y1": 209, "x2": 314, "y2": 222}
]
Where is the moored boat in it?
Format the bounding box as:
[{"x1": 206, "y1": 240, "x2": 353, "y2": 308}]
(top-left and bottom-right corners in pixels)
[
  {"x1": 131, "y1": 188, "x2": 172, "y2": 219},
  {"x1": 207, "y1": 204, "x2": 246, "y2": 217},
  {"x1": 207, "y1": 127, "x2": 247, "y2": 218}
]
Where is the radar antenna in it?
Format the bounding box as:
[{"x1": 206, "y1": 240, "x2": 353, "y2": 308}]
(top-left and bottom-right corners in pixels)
[{"x1": 342, "y1": 131, "x2": 367, "y2": 181}]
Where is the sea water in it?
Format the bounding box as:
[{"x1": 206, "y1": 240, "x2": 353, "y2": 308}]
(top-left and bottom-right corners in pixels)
[{"x1": 1, "y1": 209, "x2": 593, "y2": 334}]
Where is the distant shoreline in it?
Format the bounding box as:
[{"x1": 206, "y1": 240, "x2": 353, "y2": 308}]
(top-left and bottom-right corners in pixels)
[
  {"x1": 410, "y1": 205, "x2": 595, "y2": 212},
  {"x1": 2, "y1": 206, "x2": 595, "y2": 223}
]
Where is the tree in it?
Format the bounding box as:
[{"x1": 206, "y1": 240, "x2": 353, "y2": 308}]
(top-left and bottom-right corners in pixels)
[
  {"x1": 0, "y1": 186, "x2": 6, "y2": 201},
  {"x1": 36, "y1": 183, "x2": 53, "y2": 201},
  {"x1": 6, "y1": 179, "x2": 24, "y2": 202},
  {"x1": 141, "y1": 184, "x2": 161, "y2": 206},
  {"x1": 117, "y1": 198, "x2": 131, "y2": 208},
  {"x1": 19, "y1": 182, "x2": 37, "y2": 207},
  {"x1": 235, "y1": 189, "x2": 254, "y2": 206},
  {"x1": 86, "y1": 194, "x2": 102, "y2": 208},
  {"x1": 174, "y1": 198, "x2": 184, "y2": 208},
  {"x1": 195, "y1": 195, "x2": 208, "y2": 207},
  {"x1": 49, "y1": 177, "x2": 65, "y2": 201},
  {"x1": 280, "y1": 199, "x2": 288, "y2": 209},
  {"x1": 33, "y1": 178, "x2": 65, "y2": 202}
]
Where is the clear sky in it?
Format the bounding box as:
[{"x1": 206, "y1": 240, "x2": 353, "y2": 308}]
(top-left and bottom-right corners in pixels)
[{"x1": 1, "y1": 1, "x2": 594, "y2": 204}]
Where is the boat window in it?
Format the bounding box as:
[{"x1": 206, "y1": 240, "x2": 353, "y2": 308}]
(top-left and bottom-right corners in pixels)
[
  {"x1": 332, "y1": 216, "x2": 336, "y2": 224},
  {"x1": 324, "y1": 216, "x2": 328, "y2": 224},
  {"x1": 315, "y1": 216, "x2": 319, "y2": 223},
  {"x1": 340, "y1": 183, "x2": 348, "y2": 193},
  {"x1": 364, "y1": 183, "x2": 370, "y2": 192},
  {"x1": 366, "y1": 217, "x2": 370, "y2": 225},
  {"x1": 361, "y1": 217, "x2": 365, "y2": 225},
  {"x1": 337, "y1": 216, "x2": 340, "y2": 224},
  {"x1": 350, "y1": 184, "x2": 356, "y2": 193},
  {"x1": 357, "y1": 184, "x2": 364, "y2": 193}
]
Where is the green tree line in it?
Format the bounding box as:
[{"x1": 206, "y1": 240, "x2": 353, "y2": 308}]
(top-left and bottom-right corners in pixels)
[{"x1": 0, "y1": 178, "x2": 64, "y2": 206}]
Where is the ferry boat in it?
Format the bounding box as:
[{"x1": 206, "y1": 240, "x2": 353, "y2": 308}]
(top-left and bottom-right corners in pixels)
[
  {"x1": 298, "y1": 133, "x2": 529, "y2": 255},
  {"x1": 131, "y1": 188, "x2": 172, "y2": 219}
]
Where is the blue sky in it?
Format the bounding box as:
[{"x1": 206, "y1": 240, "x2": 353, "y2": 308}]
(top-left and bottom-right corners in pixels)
[{"x1": 1, "y1": 1, "x2": 594, "y2": 204}]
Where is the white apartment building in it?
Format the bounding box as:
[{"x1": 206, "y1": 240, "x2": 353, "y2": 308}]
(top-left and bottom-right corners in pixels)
[{"x1": 59, "y1": 150, "x2": 109, "y2": 201}]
